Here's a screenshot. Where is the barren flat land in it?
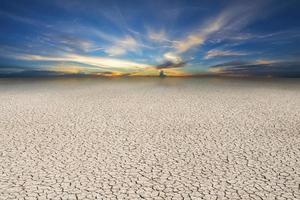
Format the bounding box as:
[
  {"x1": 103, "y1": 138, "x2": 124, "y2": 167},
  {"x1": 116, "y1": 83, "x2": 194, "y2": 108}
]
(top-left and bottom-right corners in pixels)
[{"x1": 0, "y1": 78, "x2": 299, "y2": 200}]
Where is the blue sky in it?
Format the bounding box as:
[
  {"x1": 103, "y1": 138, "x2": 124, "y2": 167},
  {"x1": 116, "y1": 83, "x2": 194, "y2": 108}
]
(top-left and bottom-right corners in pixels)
[{"x1": 0, "y1": 0, "x2": 300, "y2": 77}]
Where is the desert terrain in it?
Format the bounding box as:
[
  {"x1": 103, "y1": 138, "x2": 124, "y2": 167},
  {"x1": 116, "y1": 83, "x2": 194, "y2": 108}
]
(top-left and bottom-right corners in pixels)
[{"x1": 0, "y1": 78, "x2": 299, "y2": 200}]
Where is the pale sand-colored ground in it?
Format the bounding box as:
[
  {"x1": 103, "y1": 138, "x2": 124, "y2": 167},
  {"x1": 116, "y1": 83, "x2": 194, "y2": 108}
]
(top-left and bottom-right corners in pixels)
[{"x1": 0, "y1": 78, "x2": 299, "y2": 200}]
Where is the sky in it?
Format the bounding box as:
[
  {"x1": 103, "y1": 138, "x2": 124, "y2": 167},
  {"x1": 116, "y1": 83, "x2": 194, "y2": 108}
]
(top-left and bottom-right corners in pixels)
[{"x1": 0, "y1": 0, "x2": 300, "y2": 77}]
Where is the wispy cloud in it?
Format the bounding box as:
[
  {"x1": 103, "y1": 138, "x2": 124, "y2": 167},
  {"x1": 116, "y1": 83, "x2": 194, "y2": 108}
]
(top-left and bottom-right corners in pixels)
[
  {"x1": 163, "y1": 52, "x2": 182, "y2": 63},
  {"x1": 41, "y1": 33, "x2": 100, "y2": 53},
  {"x1": 50, "y1": 63, "x2": 97, "y2": 74},
  {"x1": 205, "y1": 49, "x2": 248, "y2": 59},
  {"x1": 17, "y1": 53, "x2": 151, "y2": 70},
  {"x1": 60, "y1": 26, "x2": 148, "y2": 56},
  {"x1": 156, "y1": 61, "x2": 186, "y2": 69},
  {"x1": 105, "y1": 46, "x2": 127, "y2": 56},
  {"x1": 209, "y1": 60, "x2": 300, "y2": 77},
  {"x1": 0, "y1": 10, "x2": 45, "y2": 27},
  {"x1": 162, "y1": 0, "x2": 268, "y2": 63},
  {"x1": 105, "y1": 36, "x2": 140, "y2": 56},
  {"x1": 174, "y1": 35, "x2": 204, "y2": 53},
  {"x1": 148, "y1": 29, "x2": 167, "y2": 42},
  {"x1": 147, "y1": 29, "x2": 175, "y2": 45}
]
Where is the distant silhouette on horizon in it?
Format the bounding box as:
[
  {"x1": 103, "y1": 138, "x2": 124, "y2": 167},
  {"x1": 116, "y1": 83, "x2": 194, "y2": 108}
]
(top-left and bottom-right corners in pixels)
[{"x1": 159, "y1": 70, "x2": 166, "y2": 78}]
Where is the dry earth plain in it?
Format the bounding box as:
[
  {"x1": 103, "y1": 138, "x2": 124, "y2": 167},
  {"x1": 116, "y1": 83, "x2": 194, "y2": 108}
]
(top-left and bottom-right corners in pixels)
[{"x1": 0, "y1": 78, "x2": 299, "y2": 200}]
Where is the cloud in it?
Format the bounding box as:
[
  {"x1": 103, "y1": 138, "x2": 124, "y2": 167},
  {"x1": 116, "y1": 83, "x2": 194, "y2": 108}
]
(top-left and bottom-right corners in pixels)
[
  {"x1": 105, "y1": 46, "x2": 127, "y2": 56},
  {"x1": 0, "y1": 70, "x2": 66, "y2": 78},
  {"x1": 174, "y1": 35, "x2": 205, "y2": 53},
  {"x1": 148, "y1": 29, "x2": 171, "y2": 43},
  {"x1": 17, "y1": 53, "x2": 151, "y2": 70},
  {"x1": 0, "y1": 65, "x2": 34, "y2": 75},
  {"x1": 80, "y1": 28, "x2": 144, "y2": 56},
  {"x1": 42, "y1": 33, "x2": 99, "y2": 53},
  {"x1": 104, "y1": 35, "x2": 140, "y2": 56},
  {"x1": 154, "y1": 53, "x2": 186, "y2": 69},
  {"x1": 152, "y1": 52, "x2": 186, "y2": 70},
  {"x1": 50, "y1": 62, "x2": 107, "y2": 74},
  {"x1": 163, "y1": 52, "x2": 182, "y2": 63},
  {"x1": 119, "y1": 36, "x2": 138, "y2": 47},
  {"x1": 163, "y1": 0, "x2": 267, "y2": 61},
  {"x1": 209, "y1": 60, "x2": 300, "y2": 77},
  {"x1": 205, "y1": 49, "x2": 248, "y2": 59},
  {"x1": 156, "y1": 61, "x2": 186, "y2": 69},
  {"x1": 148, "y1": 30, "x2": 166, "y2": 42},
  {"x1": 0, "y1": 10, "x2": 44, "y2": 27},
  {"x1": 45, "y1": 27, "x2": 140, "y2": 56},
  {"x1": 0, "y1": 63, "x2": 137, "y2": 77},
  {"x1": 93, "y1": 29, "x2": 119, "y2": 43},
  {"x1": 97, "y1": 71, "x2": 132, "y2": 77}
]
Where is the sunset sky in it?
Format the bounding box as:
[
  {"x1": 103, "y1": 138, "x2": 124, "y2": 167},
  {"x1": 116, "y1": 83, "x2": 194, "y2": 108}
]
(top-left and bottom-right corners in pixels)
[{"x1": 1, "y1": 0, "x2": 300, "y2": 77}]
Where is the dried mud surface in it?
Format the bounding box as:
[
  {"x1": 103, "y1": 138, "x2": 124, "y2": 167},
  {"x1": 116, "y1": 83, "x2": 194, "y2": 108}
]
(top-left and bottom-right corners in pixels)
[{"x1": 0, "y1": 78, "x2": 299, "y2": 199}]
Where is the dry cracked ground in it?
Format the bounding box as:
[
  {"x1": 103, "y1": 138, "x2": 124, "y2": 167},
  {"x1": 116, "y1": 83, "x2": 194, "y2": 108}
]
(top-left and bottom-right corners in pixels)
[{"x1": 0, "y1": 78, "x2": 299, "y2": 200}]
